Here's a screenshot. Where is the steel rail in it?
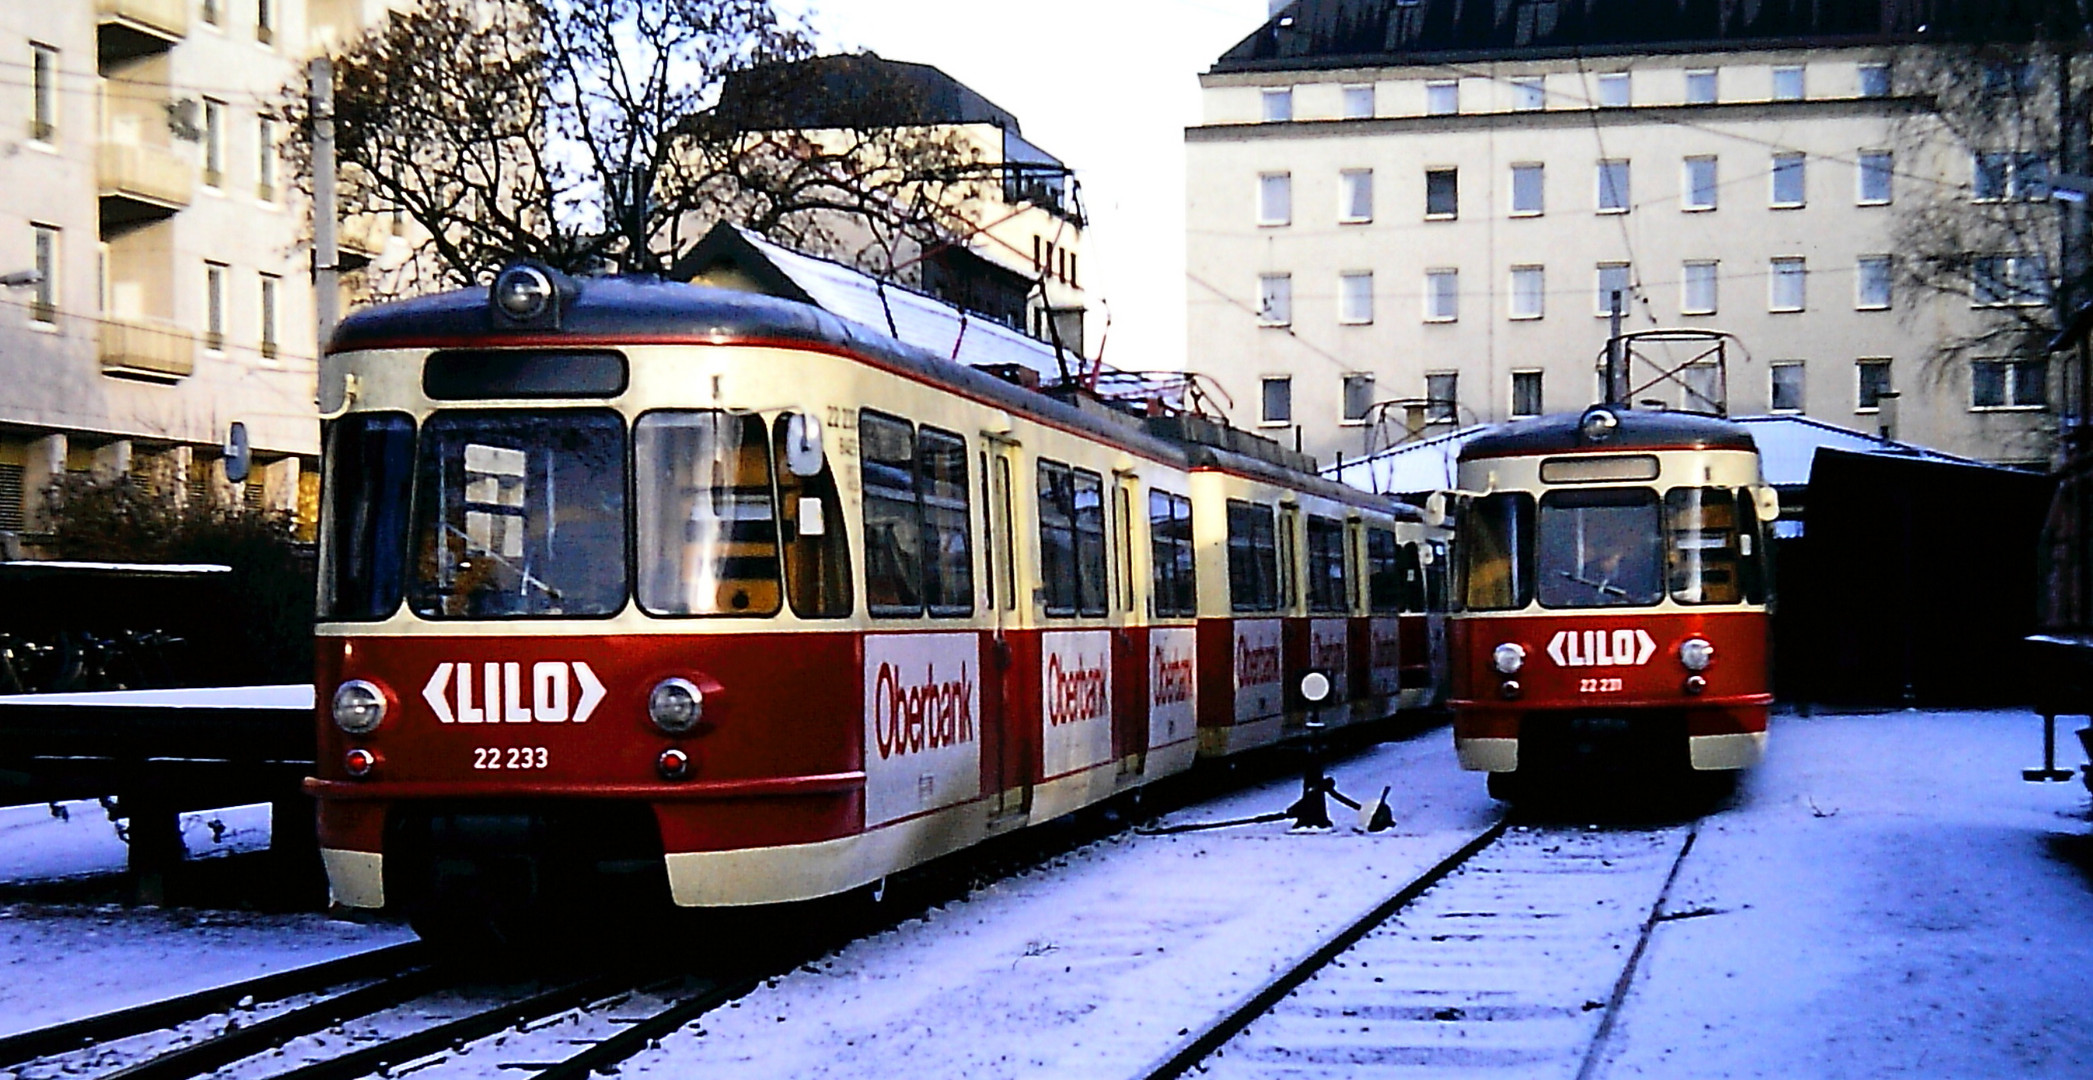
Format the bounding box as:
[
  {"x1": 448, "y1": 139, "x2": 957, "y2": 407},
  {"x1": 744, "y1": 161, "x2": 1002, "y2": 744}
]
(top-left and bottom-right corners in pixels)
[
  {"x1": 517, "y1": 970, "x2": 777, "y2": 1080},
  {"x1": 255, "y1": 970, "x2": 636, "y2": 1080},
  {"x1": 1135, "y1": 816, "x2": 1512, "y2": 1080},
  {"x1": 1573, "y1": 820, "x2": 1702, "y2": 1080},
  {"x1": 97, "y1": 964, "x2": 448, "y2": 1080},
  {"x1": 0, "y1": 942, "x2": 423, "y2": 1070}
]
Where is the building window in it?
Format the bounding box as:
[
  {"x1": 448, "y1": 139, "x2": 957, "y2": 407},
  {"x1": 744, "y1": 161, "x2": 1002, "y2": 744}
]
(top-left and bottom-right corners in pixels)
[
  {"x1": 1427, "y1": 80, "x2": 1459, "y2": 115},
  {"x1": 1342, "y1": 373, "x2": 1375, "y2": 423},
  {"x1": 1258, "y1": 172, "x2": 1291, "y2": 226},
  {"x1": 30, "y1": 224, "x2": 57, "y2": 325},
  {"x1": 1511, "y1": 163, "x2": 1545, "y2": 215},
  {"x1": 1596, "y1": 262, "x2": 1631, "y2": 316},
  {"x1": 203, "y1": 98, "x2": 226, "y2": 188},
  {"x1": 1426, "y1": 372, "x2": 1459, "y2": 424},
  {"x1": 1972, "y1": 358, "x2": 2048, "y2": 409},
  {"x1": 1856, "y1": 358, "x2": 1893, "y2": 411},
  {"x1": 1771, "y1": 362, "x2": 1806, "y2": 412},
  {"x1": 1512, "y1": 77, "x2": 1545, "y2": 111},
  {"x1": 1425, "y1": 269, "x2": 1459, "y2": 322},
  {"x1": 1261, "y1": 87, "x2": 1293, "y2": 123},
  {"x1": 1972, "y1": 255, "x2": 2049, "y2": 307},
  {"x1": 1598, "y1": 72, "x2": 1630, "y2": 107},
  {"x1": 1975, "y1": 152, "x2": 2049, "y2": 201},
  {"x1": 1685, "y1": 68, "x2": 1718, "y2": 104},
  {"x1": 1343, "y1": 84, "x2": 1376, "y2": 118},
  {"x1": 1859, "y1": 62, "x2": 1890, "y2": 97},
  {"x1": 1261, "y1": 376, "x2": 1292, "y2": 425},
  {"x1": 257, "y1": 0, "x2": 276, "y2": 44},
  {"x1": 1773, "y1": 65, "x2": 1806, "y2": 100},
  {"x1": 1425, "y1": 167, "x2": 1458, "y2": 218},
  {"x1": 1683, "y1": 156, "x2": 1717, "y2": 210},
  {"x1": 1770, "y1": 257, "x2": 1807, "y2": 311},
  {"x1": 1339, "y1": 271, "x2": 1374, "y2": 324},
  {"x1": 205, "y1": 262, "x2": 228, "y2": 350},
  {"x1": 1683, "y1": 260, "x2": 1718, "y2": 315},
  {"x1": 1984, "y1": 60, "x2": 2039, "y2": 95},
  {"x1": 1510, "y1": 265, "x2": 1545, "y2": 319},
  {"x1": 1857, "y1": 256, "x2": 1893, "y2": 309},
  {"x1": 1598, "y1": 160, "x2": 1630, "y2": 213},
  {"x1": 1257, "y1": 273, "x2": 1292, "y2": 326},
  {"x1": 1858, "y1": 150, "x2": 1894, "y2": 204},
  {"x1": 1511, "y1": 371, "x2": 1544, "y2": 418},
  {"x1": 1771, "y1": 153, "x2": 1806, "y2": 207},
  {"x1": 259, "y1": 273, "x2": 280, "y2": 359},
  {"x1": 1340, "y1": 169, "x2": 1373, "y2": 222},
  {"x1": 202, "y1": 0, "x2": 220, "y2": 25},
  {"x1": 257, "y1": 117, "x2": 277, "y2": 201},
  {"x1": 29, "y1": 43, "x2": 56, "y2": 142}
]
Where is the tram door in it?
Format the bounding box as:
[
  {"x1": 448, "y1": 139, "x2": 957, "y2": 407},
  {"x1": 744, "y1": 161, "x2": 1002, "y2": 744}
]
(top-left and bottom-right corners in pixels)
[
  {"x1": 1111, "y1": 474, "x2": 1147, "y2": 776},
  {"x1": 984, "y1": 441, "x2": 1032, "y2": 820}
]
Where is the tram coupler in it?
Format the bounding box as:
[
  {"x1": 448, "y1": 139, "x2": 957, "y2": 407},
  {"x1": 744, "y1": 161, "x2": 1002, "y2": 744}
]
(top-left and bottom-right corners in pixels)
[{"x1": 2023, "y1": 711, "x2": 2079, "y2": 783}]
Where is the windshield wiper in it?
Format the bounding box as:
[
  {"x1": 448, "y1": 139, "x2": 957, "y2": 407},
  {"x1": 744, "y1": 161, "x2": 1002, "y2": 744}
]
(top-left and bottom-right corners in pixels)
[{"x1": 1559, "y1": 569, "x2": 1627, "y2": 598}]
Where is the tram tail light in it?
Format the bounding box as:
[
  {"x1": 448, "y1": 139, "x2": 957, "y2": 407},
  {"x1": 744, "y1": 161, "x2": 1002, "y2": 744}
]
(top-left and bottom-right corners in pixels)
[{"x1": 343, "y1": 748, "x2": 378, "y2": 778}]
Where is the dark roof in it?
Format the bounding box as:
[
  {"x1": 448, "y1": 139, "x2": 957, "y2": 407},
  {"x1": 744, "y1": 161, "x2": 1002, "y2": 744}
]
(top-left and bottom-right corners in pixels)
[
  {"x1": 1214, "y1": 0, "x2": 2083, "y2": 71},
  {"x1": 714, "y1": 54, "x2": 1023, "y2": 134},
  {"x1": 1460, "y1": 407, "x2": 1758, "y2": 459}
]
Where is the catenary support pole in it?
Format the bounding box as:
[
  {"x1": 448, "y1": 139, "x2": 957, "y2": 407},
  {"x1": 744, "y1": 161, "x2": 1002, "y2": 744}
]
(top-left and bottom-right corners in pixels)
[{"x1": 311, "y1": 56, "x2": 339, "y2": 347}]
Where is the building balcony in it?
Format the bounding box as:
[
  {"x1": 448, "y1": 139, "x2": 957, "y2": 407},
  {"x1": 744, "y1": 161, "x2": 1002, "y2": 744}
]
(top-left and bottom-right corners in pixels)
[
  {"x1": 99, "y1": 142, "x2": 192, "y2": 235},
  {"x1": 99, "y1": 317, "x2": 196, "y2": 381},
  {"x1": 97, "y1": 0, "x2": 188, "y2": 66}
]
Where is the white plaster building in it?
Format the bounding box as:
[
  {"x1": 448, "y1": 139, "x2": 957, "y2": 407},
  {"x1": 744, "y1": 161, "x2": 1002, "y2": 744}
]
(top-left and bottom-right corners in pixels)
[{"x1": 1187, "y1": 1, "x2": 2060, "y2": 470}]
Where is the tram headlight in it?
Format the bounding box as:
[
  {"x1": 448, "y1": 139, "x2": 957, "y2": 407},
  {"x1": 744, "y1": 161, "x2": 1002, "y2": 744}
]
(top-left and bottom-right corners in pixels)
[
  {"x1": 331, "y1": 680, "x2": 387, "y2": 735},
  {"x1": 1679, "y1": 638, "x2": 1716, "y2": 672},
  {"x1": 1491, "y1": 642, "x2": 1526, "y2": 676},
  {"x1": 492, "y1": 264, "x2": 555, "y2": 322},
  {"x1": 1580, "y1": 406, "x2": 1621, "y2": 443},
  {"x1": 648, "y1": 678, "x2": 705, "y2": 735}
]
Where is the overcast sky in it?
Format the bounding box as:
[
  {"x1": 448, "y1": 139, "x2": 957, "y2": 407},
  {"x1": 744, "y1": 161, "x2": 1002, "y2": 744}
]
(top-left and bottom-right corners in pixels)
[{"x1": 780, "y1": 0, "x2": 1272, "y2": 372}]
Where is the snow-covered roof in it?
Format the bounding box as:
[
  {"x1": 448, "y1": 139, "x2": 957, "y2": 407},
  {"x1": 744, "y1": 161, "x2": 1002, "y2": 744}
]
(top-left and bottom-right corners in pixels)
[
  {"x1": 715, "y1": 226, "x2": 1073, "y2": 381},
  {"x1": 1325, "y1": 413, "x2": 1976, "y2": 495},
  {"x1": 0, "y1": 684, "x2": 312, "y2": 709}
]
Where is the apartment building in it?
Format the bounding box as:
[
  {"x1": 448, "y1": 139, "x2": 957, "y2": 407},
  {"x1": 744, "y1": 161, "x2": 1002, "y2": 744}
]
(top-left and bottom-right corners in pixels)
[
  {"x1": 1186, "y1": 0, "x2": 2059, "y2": 469},
  {"x1": 0, "y1": 0, "x2": 402, "y2": 541}
]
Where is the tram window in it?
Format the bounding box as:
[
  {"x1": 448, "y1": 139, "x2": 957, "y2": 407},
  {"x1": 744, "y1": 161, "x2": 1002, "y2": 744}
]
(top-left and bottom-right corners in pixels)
[
  {"x1": 1227, "y1": 500, "x2": 1279, "y2": 613},
  {"x1": 774, "y1": 415, "x2": 852, "y2": 618},
  {"x1": 1038, "y1": 460, "x2": 1104, "y2": 617},
  {"x1": 634, "y1": 411, "x2": 781, "y2": 617},
  {"x1": 409, "y1": 409, "x2": 627, "y2": 619},
  {"x1": 1665, "y1": 487, "x2": 1743, "y2": 605},
  {"x1": 1150, "y1": 491, "x2": 1195, "y2": 617},
  {"x1": 1116, "y1": 486, "x2": 1135, "y2": 612},
  {"x1": 1365, "y1": 527, "x2": 1401, "y2": 614},
  {"x1": 918, "y1": 427, "x2": 974, "y2": 617},
  {"x1": 1457, "y1": 493, "x2": 1535, "y2": 611},
  {"x1": 996, "y1": 456, "x2": 1016, "y2": 610},
  {"x1": 1306, "y1": 515, "x2": 1348, "y2": 613},
  {"x1": 1737, "y1": 489, "x2": 1770, "y2": 605},
  {"x1": 1536, "y1": 488, "x2": 1663, "y2": 608},
  {"x1": 320, "y1": 412, "x2": 414, "y2": 621},
  {"x1": 860, "y1": 411, "x2": 923, "y2": 618},
  {"x1": 1426, "y1": 541, "x2": 1451, "y2": 612},
  {"x1": 1074, "y1": 469, "x2": 1108, "y2": 616}
]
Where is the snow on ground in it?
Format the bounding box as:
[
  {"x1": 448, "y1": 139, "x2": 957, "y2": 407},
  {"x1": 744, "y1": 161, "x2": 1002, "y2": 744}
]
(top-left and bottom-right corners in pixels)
[
  {"x1": 627, "y1": 727, "x2": 1496, "y2": 1079},
  {"x1": 0, "y1": 799, "x2": 275, "y2": 883},
  {"x1": 1604, "y1": 709, "x2": 2093, "y2": 1080}
]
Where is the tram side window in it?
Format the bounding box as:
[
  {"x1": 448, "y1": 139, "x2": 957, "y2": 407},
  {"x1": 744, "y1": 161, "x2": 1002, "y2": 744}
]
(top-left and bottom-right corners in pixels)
[
  {"x1": 1457, "y1": 493, "x2": 1535, "y2": 612},
  {"x1": 1536, "y1": 488, "x2": 1663, "y2": 608},
  {"x1": 1038, "y1": 460, "x2": 1106, "y2": 617},
  {"x1": 635, "y1": 410, "x2": 781, "y2": 617},
  {"x1": 773, "y1": 415, "x2": 852, "y2": 618},
  {"x1": 1306, "y1": 515, "x2": 1348, "y2": 613},
  {"x1": 1665, "y1": 487, "x2": 1744, "y2": 605},
  {"x1": 320, "y1": 412, "x2": 414, "y2": 621},
  {"x1": 1737, "y1": 490, "x2": 1770, "y2": 605},
  {"x1": 1150, "y1": 491, "x2": 1196, "y2": 617},
  {"x1": 918, "y1": 428, "x2": 974, "y2": 617},
  {"x1": 410, "y1": 409, "x2": 628, "y2": 619},
  {"x1": 1227, "y1": 500, "x2": 1279, "y2": 613},
  {"x1": 860, "y1": 411, "x2": 922, "y2": 617},
  {"x1": 1365, "y1": 527, "x2": 1401, "y2": 614},
  {"x1": 1426, "y1": 541, "x2": 1450, "y2": 612}
]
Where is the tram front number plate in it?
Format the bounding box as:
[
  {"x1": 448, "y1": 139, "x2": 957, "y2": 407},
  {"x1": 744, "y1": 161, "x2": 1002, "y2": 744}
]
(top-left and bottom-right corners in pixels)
[
  {"x1": 472, "y1": 747, "x2": 550, "y2": 770},
  {"x1": 1577, "y1": 677, "x2": 1624, "y2": 694}
]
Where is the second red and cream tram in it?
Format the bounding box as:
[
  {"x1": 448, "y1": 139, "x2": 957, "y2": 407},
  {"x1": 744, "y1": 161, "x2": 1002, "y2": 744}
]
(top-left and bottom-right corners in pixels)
[{"x1": 1448, "y1": 406, "x2": 1777, "y2": 799}]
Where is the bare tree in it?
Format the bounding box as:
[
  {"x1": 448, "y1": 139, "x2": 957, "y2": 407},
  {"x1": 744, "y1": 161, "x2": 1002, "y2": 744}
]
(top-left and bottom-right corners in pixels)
[{"x1": 280, "y1": 0, "x2": 984, "y2": 293}]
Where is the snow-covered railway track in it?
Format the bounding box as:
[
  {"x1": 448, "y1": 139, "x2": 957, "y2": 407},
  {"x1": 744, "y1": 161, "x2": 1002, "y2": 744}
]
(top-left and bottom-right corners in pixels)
[{"x1": 1144, "y1": 818, "x2": 1698, "y2": 1080}]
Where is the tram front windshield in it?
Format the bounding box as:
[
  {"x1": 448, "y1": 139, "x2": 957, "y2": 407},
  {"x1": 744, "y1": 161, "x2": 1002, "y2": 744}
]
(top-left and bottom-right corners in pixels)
[{"x1": 1536, "y1": 488, "x2": 1663, "y2": 607}]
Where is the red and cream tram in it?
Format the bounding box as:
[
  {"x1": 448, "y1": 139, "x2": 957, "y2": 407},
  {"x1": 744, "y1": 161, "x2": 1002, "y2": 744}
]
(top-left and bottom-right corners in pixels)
[
  {"x1": 307, "y1": 263, "x2": 1439, "y2": 928},
  {"x1": 1447, "y1": 405, "x2": 1777, "y2": 799}
]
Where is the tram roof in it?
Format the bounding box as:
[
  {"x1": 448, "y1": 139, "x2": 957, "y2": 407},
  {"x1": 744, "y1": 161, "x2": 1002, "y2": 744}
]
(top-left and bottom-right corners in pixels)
[
  {"x1": 329, "y1": 268, "x2": 1399, "y2": 508},
  {"x1": 1459, "y1": 408, "x2": 1757, "y2": 461}
]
